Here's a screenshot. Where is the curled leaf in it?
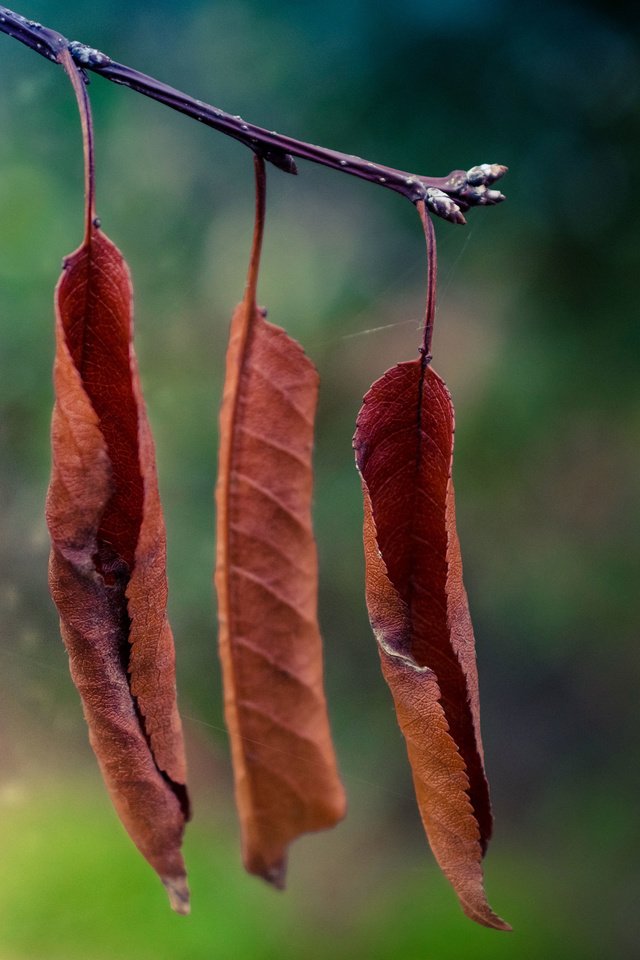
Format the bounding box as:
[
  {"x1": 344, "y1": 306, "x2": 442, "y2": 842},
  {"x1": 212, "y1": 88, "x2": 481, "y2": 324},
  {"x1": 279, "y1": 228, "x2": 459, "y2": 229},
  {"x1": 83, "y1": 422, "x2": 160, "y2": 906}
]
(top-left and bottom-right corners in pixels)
[
  {"x1": 353, "y1": 206, "x2": 508, "y2": 930},
  {"x1": 46, "y1": 50, "x2": 190, "y2": 913},
  {"x1": 215, "y1": 157, "x2": 346, "y2": 887},
  {"x1": 47, "y1": 225, "x2": 190, "y2": 913}
]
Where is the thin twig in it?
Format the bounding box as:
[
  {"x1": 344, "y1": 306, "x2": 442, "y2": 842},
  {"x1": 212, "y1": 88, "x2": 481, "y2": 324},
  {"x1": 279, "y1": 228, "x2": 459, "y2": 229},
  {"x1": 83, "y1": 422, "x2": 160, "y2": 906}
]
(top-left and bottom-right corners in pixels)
[{"x1": 0, "y1": 5, "x2": 507, "y2": 223}]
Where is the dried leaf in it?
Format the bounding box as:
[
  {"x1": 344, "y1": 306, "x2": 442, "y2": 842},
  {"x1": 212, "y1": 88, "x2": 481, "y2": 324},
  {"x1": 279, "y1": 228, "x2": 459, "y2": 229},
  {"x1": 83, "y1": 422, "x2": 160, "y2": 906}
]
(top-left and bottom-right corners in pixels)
[
  {"x1": 215, "y1": 158, "x2": 346, "y2": 886},
  {"x1": 47, "y1": 48, "x2": 189, "y2": 913},
  {"x1": 46, "y1": 224, "x2": 191, "y2": 912},
  {"x1": 353, "y1": 207, "x2": 508, "y2": 930}
]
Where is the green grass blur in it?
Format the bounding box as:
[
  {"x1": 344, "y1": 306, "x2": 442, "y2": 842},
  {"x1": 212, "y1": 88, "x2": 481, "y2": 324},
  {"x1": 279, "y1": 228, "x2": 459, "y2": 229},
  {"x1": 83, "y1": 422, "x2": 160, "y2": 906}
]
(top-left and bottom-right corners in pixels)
[
  {"x1": 0, "y1": 775, "x2": 605, "y2": 960},
  {"x1": 1, "y1": 1, "x2": 639, "y2": 957}
]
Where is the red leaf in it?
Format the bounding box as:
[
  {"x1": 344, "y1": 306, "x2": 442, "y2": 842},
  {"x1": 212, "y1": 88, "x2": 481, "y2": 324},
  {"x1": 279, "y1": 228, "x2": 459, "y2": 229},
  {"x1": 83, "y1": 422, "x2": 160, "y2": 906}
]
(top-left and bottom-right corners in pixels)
[
  {"x1": 353, "y1": 207, "x2": 509, "y2": 930},
  {"x1": 46, "y1": 225, "x2": 191, "y2": 912},
  {"x1": 45, "y1": 50, "x2": 190, "y2": 913},
  {"x1": 215, "y1": 158, "x2": 346, "y2": 886}
]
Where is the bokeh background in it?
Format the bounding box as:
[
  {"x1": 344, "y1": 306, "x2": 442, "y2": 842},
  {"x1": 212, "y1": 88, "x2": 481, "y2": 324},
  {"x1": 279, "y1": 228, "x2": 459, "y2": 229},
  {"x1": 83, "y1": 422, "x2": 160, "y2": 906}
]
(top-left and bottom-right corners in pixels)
[{"x1": 1, "y1": 1, "x2": 638, "y2": 957}]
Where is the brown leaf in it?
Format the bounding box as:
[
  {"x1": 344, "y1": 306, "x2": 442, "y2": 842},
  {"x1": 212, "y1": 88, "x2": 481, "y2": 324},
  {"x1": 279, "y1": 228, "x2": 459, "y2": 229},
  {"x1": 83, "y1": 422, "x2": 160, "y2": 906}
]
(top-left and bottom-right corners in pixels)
[
  {"x1": 46, "y1": 225, "x2": 191, "y2": 913},
  {"x1": 352, "y1": 207, "x2": 508, "y2": 930},
  {"x1": 215, "y1": 158, "x2": 346, "y2": 886}
]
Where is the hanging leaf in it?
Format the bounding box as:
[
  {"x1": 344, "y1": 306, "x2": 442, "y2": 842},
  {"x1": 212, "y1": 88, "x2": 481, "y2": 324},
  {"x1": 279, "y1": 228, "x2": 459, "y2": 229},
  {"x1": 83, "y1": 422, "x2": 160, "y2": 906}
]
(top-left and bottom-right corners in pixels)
[
  {"x1": 353, "y1": 206, "x2": 508, "y2": 930},
  {"x1": 215, "y1": 157, "x2": 346, "y2": 887},
  {"x1": 46, "y1": 50, "x2": 190, "y2": 913}
]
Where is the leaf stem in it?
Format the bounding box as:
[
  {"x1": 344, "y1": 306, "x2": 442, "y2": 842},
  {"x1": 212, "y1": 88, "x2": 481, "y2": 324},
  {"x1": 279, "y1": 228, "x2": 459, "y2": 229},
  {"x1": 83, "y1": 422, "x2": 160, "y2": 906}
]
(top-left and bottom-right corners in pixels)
[
  {"x1": 58, "y1": 47, "x2": 95, "y2": 243},
  {"x1": 247, "y1": 156, "x2": 266, "y2": 312},
  {"x1": 416, "y1": 203, "x2": 437, "y2": 359},
  {"x1": 0, "y1": 5, "x2": 507, "y2": 224}
]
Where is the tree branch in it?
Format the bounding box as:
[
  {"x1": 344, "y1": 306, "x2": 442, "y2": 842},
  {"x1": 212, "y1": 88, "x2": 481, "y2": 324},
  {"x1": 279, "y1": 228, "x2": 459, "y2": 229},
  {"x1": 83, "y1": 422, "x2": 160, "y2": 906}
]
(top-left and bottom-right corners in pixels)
[{"x1": 0, "y1": 5, "x2": 507, "y2": 224}]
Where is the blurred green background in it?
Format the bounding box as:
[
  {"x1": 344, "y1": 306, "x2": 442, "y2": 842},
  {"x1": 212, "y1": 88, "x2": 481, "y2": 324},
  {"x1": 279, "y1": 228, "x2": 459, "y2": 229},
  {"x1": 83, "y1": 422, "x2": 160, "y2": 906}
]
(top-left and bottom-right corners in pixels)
[{"x1": 1, "y1": 1, "x2": 638, "y2": 957}]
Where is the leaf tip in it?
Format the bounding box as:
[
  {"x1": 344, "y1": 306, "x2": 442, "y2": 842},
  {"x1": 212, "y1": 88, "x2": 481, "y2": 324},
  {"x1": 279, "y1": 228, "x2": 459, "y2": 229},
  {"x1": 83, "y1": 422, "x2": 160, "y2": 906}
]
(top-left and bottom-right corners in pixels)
[
  {"x1": 262, "y1": 858, "x2": 288, "y2": 891},
  {"x1": 163, "y1": 875, "x2": 191, "y2": 915},
  {"x1": 480, "y1": 913, "x2": 512, "y2": 933},
  {"x1": 460, "y1": 894, "x2": 511, "y2": 932}
]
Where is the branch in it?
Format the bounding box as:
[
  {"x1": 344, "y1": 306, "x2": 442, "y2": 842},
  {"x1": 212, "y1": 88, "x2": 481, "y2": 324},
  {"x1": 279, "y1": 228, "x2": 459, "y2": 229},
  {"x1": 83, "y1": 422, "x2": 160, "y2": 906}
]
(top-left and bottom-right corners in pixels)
[{"x1": 0, "y1": 5, "x2": 507, "y2": 224}]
